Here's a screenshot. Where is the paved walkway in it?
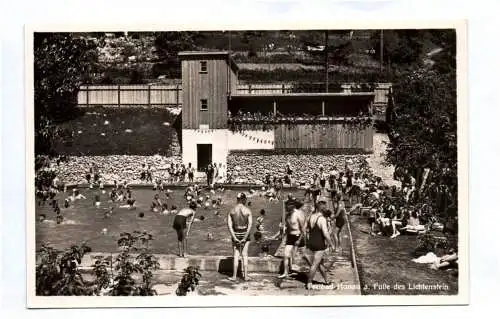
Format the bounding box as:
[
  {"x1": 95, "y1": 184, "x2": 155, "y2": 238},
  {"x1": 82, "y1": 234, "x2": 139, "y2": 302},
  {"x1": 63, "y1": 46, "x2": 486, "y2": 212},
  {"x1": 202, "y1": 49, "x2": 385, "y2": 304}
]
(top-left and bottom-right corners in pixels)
[
  {"x1": 366, "y1": 133, "x2": 400, "y2": 187},
  {"x1": 146, "y1": 223, "x2": 360, "y2": 296}
]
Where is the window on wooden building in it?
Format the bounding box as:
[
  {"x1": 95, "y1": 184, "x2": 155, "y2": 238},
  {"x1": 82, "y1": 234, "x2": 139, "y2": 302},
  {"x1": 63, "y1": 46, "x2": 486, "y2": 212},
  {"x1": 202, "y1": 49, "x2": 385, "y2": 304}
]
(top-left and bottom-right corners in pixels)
[
  {"x1": 200, "y1": 61, "x2": 207, "y2": 73},
  {"x1": 200, "y1": 99, "x2": 208, "y2": 111}
]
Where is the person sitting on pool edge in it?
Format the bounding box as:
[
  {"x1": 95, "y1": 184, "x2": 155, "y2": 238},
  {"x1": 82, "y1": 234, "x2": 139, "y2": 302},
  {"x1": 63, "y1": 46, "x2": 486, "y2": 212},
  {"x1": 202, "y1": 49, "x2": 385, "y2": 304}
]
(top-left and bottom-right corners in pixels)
[{"x1": 172, "y1": 201, "x2": 198, "y2": 257}]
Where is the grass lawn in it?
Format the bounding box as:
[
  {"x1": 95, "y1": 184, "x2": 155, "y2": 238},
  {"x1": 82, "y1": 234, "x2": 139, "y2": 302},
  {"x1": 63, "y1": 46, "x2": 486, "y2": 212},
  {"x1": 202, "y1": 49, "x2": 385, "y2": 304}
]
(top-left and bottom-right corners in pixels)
[
  {"x1": 349, "y1": 215, "x2": 459, "y2": 295},
  {"x1": 36, "y1": 187, "x2": 311, "y2": 257},
  {"x1": 54, "y1": 107, "x2": 178, "y2": 156}
]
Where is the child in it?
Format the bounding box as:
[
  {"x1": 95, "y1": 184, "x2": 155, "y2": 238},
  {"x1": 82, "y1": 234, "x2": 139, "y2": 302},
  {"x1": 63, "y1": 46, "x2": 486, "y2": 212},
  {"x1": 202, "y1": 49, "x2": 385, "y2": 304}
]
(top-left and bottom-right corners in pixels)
[
  {"x1": 116, "y1": 190, "x2": 125, "y2": 202},
  {"x1": 140, "y1": 164, "x2": 146, "y2": 180},
  {"x1": 146, "y1": 164, "x2": 153, "y2": 183},
  {"x1": 150, "y1": 194, "x2": 162, "y2": 212},
  {"x1": 99, "y1": 179, "x2": 105, "y2": 193},
  {"x1": 170, "y1": 205, "x2": 178, "y2": 215},
  {"x1": 71, "y1": 189, "x2": 86, "y2": 201},
  {"x1": 254, "y1": 209, "x2": 266, "y2": 242},
  {"x1": 86, "y1": 170, "x2": 92, "y2": 185},
  {"x1": 54, "y1": 203, "x2": 61, "y2": 215},
  {"x1": 94, "y1": 194, "x2": 101, "y2": 208},
  {"x1": 187, "y1": 163, "x2": 194, "y2": 183},
  {"x1": 368, "y1": 203, "x2": 380, "y2": 236},
  {"x1": 119, "y1": 198, "x2": 136, "y2": 209},
  {"x1": 256, "y1": 209, "x2": 265, "y2": 232},
  {"x1": 104, "y1": 207, "x2": 113, "y2": 219},
  {"x1": 161, "y1": 203, "x2": 170, "y2": 215},
  {"x1": 110, "y1": 188, "x2": 117, "y2": 202}
]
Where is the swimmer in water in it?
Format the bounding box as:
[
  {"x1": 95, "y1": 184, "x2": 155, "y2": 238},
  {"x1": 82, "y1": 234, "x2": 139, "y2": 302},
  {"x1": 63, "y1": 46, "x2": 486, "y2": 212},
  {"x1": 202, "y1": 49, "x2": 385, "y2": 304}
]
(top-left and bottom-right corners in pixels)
[
  {"x1": 71, "y1": 189, "x2": 86, "y2": 201},
  {"x1": 116, "y1": 190, "x2": 125, "y2": 202},
  {"x1": 150, "y1": 194, "x2": 162, "y2": 212},
  {"x1": 119, "y1": 197, "x2": 136, "y2": 209},
  {"x1": 94, "y1": 194, "x2": 101, "y2": 208}
]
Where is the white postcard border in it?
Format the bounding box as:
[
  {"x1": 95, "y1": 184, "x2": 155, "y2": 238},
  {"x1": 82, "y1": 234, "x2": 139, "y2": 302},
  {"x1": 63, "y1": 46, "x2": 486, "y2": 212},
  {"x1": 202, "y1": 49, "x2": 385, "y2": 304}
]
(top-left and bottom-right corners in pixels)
[{"x1": 25, "y1": 19, "x2": 469, "y2": 308}]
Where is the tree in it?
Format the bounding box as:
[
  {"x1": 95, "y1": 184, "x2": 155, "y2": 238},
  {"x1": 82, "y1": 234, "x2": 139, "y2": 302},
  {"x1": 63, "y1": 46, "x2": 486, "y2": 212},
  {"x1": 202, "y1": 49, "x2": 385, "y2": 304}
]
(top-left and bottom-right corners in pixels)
[
  {"x1": 241, "y1": 31, "x2": 265, "y2": 57},
  {"x1": 371, "y1": 30, "x2": 424, "y2": 68},
  {"x1": 299, "y1": 30, "x2": 353, "y2": 66},
  {"x1": 34, "y1": 33, "x2": 98, "y2": 156},
  {"x1": 153, "y1": 32, "x2": 203, "y2": 77},
  {"x1": 428, "y1": 29, "x2": 456, "y2": 74},
  {"x1": 386, "y1": 69, "x2": 457, "y2": 215}
]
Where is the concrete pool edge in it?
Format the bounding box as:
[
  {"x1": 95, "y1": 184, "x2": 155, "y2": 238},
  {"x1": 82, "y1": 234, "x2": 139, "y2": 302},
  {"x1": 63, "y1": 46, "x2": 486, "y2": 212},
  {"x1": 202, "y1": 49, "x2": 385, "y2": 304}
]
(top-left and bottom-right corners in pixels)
[
  {"x1": 64, "y1": 183, "x2": 300, "y2": 191},
  {"x1": 80, "y1": 253, "x2": 284, "y2": 273}
]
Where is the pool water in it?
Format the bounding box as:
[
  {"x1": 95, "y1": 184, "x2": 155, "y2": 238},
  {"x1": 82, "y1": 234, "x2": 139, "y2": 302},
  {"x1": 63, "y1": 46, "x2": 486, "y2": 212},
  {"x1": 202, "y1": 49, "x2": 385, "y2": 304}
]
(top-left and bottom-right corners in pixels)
[{"x1": 36, "y1": 187, "x2": 312, "y2": 256}]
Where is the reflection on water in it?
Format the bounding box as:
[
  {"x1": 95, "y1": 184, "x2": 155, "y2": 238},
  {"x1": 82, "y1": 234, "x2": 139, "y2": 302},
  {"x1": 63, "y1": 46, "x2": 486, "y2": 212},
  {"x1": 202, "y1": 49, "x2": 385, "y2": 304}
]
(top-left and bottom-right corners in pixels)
[{"x1": 39, "y1": 219, "x2": 83, "y2": 226}]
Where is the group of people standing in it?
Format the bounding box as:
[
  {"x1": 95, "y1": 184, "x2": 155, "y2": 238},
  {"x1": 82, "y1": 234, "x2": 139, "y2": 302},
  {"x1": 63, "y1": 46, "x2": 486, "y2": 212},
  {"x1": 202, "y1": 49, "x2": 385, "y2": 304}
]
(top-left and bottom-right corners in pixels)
[
  {"x1": 279, "y1": 192, "x2": 351, "y2": 289},
  {"x1": 205, "y1": 162, "x2": 226, "y2": 187}
]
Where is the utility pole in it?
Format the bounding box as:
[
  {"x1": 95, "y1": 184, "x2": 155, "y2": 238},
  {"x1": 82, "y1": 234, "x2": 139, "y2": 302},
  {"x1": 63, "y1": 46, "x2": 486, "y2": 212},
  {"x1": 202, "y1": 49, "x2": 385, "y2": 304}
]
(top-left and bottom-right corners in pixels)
[
  {"x1": 325, "y1": 30, "x2": 329, "y2": 93},
  {"x1": 227, "y1": 31, "x2": 232, "y2": 98},
  {"x1": 380, "y1": 29, "x2": 384, "y2": 74}
]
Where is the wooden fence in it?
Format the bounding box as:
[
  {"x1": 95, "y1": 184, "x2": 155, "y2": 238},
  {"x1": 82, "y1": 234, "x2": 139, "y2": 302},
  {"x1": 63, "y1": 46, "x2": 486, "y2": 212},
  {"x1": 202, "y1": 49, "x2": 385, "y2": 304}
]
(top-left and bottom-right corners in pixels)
[
  {"x1": 77, "y1": 84, "x2": 183, "y2": 107},
  {"x1": 77, "y1": 83, "x2": 390, "y2": 108}
]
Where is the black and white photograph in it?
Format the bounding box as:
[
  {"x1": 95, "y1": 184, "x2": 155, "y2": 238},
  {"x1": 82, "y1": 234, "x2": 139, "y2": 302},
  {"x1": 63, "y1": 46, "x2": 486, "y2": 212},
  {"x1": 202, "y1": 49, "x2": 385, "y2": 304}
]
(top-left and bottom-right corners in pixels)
[{"x1": 26, "y1": 23, "x2": 467, "y2": 307}]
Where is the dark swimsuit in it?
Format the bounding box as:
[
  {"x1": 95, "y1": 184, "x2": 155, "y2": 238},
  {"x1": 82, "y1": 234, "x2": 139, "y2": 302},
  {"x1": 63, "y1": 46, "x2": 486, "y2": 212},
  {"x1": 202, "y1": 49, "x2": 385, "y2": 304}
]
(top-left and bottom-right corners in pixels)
[
  {"x1": 233, "y1": 226, "x2": 249, "y2": 243},
  {"x1": 173, "y1": 215, "x2": 188, "y2": 241},
  {"x1": 307, "y1": 215, "x2": 327, "y2": 252},
  {"x1": 333, "y1": 203, "x2": 346, "y2": 228}
]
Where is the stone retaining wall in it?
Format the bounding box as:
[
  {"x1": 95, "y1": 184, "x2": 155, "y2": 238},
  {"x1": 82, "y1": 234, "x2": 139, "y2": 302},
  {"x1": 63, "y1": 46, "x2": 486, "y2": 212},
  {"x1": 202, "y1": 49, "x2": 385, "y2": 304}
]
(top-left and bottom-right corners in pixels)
[
  {"x1": 227, "y1": 152, "x2": 369, "y2": 185},
  {"x1": 53, "y1": 155, "x2": 182, "y2": 185}
]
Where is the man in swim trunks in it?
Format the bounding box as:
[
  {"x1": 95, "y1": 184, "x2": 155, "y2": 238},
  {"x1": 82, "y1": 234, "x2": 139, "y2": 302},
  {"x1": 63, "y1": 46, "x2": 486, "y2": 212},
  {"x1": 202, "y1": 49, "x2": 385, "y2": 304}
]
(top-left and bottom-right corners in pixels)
[
  {"x1": 227, "y1": 192, "x2": 253, "y2": 281},
  {"x1": 172, "y1": 202, "x2": 197, "y2": 257},
  {"x1": 279, "y1": 197, "x2": 306, "y2": 278},
  {"x1": 306, "y1": 196, "x2": 335, "y2": 289}
]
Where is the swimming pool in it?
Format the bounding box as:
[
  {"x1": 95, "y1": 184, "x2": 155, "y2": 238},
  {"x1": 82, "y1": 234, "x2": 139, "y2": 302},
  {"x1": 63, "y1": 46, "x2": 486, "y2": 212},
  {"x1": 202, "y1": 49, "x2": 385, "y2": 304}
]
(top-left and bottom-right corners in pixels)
[{"x1": 35, "y1": 186, "x2": 311, "y2": 256}]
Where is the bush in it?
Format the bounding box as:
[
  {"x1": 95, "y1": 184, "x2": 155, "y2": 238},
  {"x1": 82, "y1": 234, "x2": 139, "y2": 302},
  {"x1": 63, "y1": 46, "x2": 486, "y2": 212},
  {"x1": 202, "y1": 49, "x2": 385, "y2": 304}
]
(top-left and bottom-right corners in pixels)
[
  {"x1": 176, "y1": 266, "x2": 202, "y2": 296},
  {"x1": 98, "y1": 231, "x2": 161, "y2": 296},
  {"x1": 35, "y1": 169, "x2": 57, "y2": 190},
  {"x1": 36, "y1": 244, "x2": 93, "y2": 296},
  {"x1": 36, "y1": 231, "x2": 160, "y2": 296}
]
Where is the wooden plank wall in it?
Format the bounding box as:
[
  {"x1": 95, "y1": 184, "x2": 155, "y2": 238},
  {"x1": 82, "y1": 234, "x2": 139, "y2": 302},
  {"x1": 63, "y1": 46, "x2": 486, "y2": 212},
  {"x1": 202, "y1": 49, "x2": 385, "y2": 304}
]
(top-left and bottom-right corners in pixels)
[
  {"x1": 274, "y1": 123, "x2": 373, "y2": 151},
  {"x1": 182, "y1": 59, "x2": 228, "y2": 129},
  {"x1": 77, "y1": 85, "x2": 182, "y2": 106}
]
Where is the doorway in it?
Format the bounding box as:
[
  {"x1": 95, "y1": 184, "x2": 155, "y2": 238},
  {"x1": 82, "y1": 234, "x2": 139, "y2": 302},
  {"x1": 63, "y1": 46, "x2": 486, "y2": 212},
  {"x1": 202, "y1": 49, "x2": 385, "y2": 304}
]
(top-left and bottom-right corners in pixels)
[{"x1": 197, "y1": 144, "x2": 212, "y2": 172}]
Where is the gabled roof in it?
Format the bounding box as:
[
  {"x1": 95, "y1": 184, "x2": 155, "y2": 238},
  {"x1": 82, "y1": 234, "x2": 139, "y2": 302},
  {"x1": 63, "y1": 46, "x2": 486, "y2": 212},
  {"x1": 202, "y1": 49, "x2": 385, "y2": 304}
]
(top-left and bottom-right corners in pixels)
[{"x1": 178, "y1": 51, "x2": 239, "y2": 73}]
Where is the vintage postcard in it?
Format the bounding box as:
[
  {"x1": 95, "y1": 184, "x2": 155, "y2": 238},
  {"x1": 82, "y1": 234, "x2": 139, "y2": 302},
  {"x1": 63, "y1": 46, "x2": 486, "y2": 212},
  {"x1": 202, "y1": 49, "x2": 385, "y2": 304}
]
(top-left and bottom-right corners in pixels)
[{"x1": 26, "y1": 20, "x2": 468, "y2": 308}]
